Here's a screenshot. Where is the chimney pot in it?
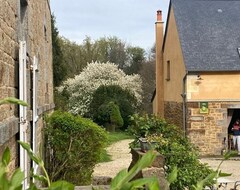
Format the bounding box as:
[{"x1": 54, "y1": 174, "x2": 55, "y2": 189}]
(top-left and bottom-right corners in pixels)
[{"x1": 157, "y1": 10, "x2": 162, "y2": 21}]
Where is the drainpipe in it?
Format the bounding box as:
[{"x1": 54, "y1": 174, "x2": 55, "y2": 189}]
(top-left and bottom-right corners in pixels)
[{"x1": 182, "y1": 73, "x2": 188, "y2": 137}]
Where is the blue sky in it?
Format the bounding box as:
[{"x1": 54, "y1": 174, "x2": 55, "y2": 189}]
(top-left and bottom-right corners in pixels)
[{"x1": 50, "y1": 0, "x2": 169, "y2": 51}]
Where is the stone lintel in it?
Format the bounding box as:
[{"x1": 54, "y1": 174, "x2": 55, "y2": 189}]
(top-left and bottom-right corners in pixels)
[{"x1": 37, "y1": 103, "x2": 55, "y2": 116}]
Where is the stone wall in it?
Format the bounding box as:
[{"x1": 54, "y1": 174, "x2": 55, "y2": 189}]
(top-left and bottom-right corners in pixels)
[
  {"x1": 164, "y1": 101, "x2": 183, "y2": 129},
  {"x1": 0, "y1": 0, "x2": 53, "y2": 174},
  {"x1": 186, "y1": 102, "x2": 240, "y2": 155}
]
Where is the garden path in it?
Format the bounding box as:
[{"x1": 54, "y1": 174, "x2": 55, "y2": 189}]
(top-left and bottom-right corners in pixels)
[
  {"x1": 93, "y1": 139, "x2": 133, "y2": 178},
  {"x1": 93, "y1": 139, "x2": 240, "y2": 189}
]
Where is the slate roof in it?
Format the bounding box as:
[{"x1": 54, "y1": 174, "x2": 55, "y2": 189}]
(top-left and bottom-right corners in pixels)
[{"x1": 170, "y1": 0, "x2": 240, "y2": 72}]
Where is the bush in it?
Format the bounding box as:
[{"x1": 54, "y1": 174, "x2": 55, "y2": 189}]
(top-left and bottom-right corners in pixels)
[
  {"x1": 128, "y1": 114, "x2": 213, "y2": 190},
  {"x1": 95, "y1": 101, "x2": 123, "y2": 131},
  {"x1": 45, "y1": 111, "x2": 107, "y2": 185},
  {"x1": 89, "y1": 85, "x2": 138, "y2": 128}
]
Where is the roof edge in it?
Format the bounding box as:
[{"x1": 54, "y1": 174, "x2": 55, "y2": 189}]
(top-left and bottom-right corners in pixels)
[{"x1": 162, "y1": 0, "x2": 172, "y2": 52}]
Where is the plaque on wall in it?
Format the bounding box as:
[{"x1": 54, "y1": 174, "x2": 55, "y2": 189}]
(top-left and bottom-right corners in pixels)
[{"x1": 200, "y1": 102, "x2": 208, "y2": 114}]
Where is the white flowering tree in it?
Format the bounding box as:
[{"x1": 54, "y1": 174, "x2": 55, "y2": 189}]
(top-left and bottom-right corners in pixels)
[{"x1": 58, "y1": 61, "x2": 143, "y2": 115}]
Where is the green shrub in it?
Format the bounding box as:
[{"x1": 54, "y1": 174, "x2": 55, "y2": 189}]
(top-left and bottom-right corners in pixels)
[
  {"x1": 95, "y1": 101, "x2": 124, "y2": 131},
  {"x1": 109, "y1": 102, "x2": 124, "y2": 128},
  {"x1": 89, "y1": 85, "x2": 138, "y2": 128},
  {"x1": 45, "y1": 111, "x2": 107, "y2": 185},
  {"x1": 128, "y1": 114, "x2": 213, "y2": 190}
]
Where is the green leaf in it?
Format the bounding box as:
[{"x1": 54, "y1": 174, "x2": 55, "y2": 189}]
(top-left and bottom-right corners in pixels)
[
  {"x1": 126, "y1": 177, "x2": 160, "y2": 190},
  {"x1": 0, "y1": 173, "x2": 9, "y2": 190},
  {"x1": 193, "y1": 172, "x2": 217, "y2": 190},
  {"x1": 0, "y1": 163, "x2": 6, "y2": 179},
  {"x1": 147, "y1": 177, "x2": 161, "y2": 190},
  {"x1": 111, "y1": 150, "x2": 156, "y2": 190},
  {"x1": 223, "y1": 151, "x2": 236, "y2": 160},
  {"x1": 18, "y1": 141, "x2": 41, "y2": 165},
  {"x1": 167, "y1": 166, "x2": 178, "y2": 184},
  {"x1": 0, "y1": 97, "x2": 28, "y2": 106},
  {"x1": 218, "y1": 171, "x2": 232, "y2": 177},
  {"x1": 48, "y1": 181, "x2": 74, "y2": 190},
  {"x1": 10, "y1": 168, "x2": 24, "y2": 188},
  {"x1": 2, "y1": 147, "x2": 10, "y2": 166},
  {"x1": 32, "y1": 174, "x2": 48, "y2": 183},
  {"x1": 27, "y1": 183, "x2": 38, "y2": 190},
  {"x1": 111, "y1": 169, "x2": 128, "y2": 189}
]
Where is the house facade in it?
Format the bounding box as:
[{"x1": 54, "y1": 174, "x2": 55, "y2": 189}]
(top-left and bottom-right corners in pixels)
[
  {"x1": 0, "y1": 0, "x2": 54, "y2": 187},
  {"x1": 153, "y1": 0, "x2": 240, "y2": 155}
]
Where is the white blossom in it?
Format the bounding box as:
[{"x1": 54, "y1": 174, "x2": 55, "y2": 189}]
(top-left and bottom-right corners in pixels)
[{"x1": 59, "y1": 61, "x2": 143, "y2": 115}]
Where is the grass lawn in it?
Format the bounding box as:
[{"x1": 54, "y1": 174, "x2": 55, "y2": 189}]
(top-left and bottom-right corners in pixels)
[{"x1": 99, "y1": 131, "x2": 133, "y2": 163}]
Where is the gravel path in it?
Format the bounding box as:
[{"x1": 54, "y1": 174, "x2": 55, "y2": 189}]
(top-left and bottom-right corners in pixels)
[
  {"x1": 200, "y1": 157, "x2": 240, "y2": 189},
  {"x1": 93, "y1": 139, "x2": 133, "y2": 178},
  {"x1": 93, "y1": 139, "x2": 240, "y2": 189}
]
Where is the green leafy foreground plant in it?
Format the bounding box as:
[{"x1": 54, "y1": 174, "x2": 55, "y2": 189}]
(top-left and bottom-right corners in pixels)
[
  {"x1": 109, "y1": 150, "x2": 177, "y2": 190},
  {"x1": 0, "y1": 97, "x2": 28, "y2": 106},
  {"x1": 193, "y1": 151, "x2": 234, "y2": 190},
  {"x1": 0, "y1": 144, "x2": 172, "y2": 190},
  {"x1": 0, "y1": 142, "x2": 74, "y2": 190}
]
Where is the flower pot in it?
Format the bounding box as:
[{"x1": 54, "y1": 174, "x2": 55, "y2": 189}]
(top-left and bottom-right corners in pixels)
[{"x1": 139, "y1": 137, "x2": 157, "y2": 152}]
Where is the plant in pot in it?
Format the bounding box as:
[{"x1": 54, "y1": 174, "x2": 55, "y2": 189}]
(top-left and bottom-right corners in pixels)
[{"x1": 128, "y1": 114, "x2": 166, "y2": 152}]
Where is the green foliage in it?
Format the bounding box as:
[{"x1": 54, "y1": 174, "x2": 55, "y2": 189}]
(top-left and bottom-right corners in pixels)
[
  {"x1": 125, "y1": 47, "x2": 145, "y2": 75},
  {"x1": 95, "y1": 101, "x2": 123, "y2": 131},
  {"x1": 0, "y1": 97, "x2": 28, "y2": 106},
  {"x1": 45, "y1": 111, "x2": 107, "y2": 185},
  {"x1": 90, "y1": 85, "x2": 138, "y2": 128},
  {"x1": 0, "y1": 147, "x2": 24, "y2": 190},
  {"x1": 0, "y1": 144, "x2": 74, "y2": 190},
  {"x1": 51, "y1": 14, "x2": 67, "y2": 87},
  {"x1": 128, "y1": 114, "x2": 168, "y2": 138},
  {"x1": 109, "y1": 102, "x2": 124, "y2": 128},
  {"x1": 110, "y1": 150, "x2": 160, "y2": 190},
  {"x1": 58, "y1": 36, "x2": 145, "y2": 79},
  {"x1": 53, "y1": 88, "x2": 69, "y2": 111},
  {"x1": 128, "y1": 114, "x2": 214, "y2": 190}
]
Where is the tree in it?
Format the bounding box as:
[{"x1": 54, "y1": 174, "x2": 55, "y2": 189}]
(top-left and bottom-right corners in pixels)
[
  {"x1": 51, "y1": 14, "x2": 67, "y2": 86},
  {"x1": 94, "y1": 101, "x2": 124, "y2": 131},
  {"x1": 125, "y1": 47, "x2": 146, "y2": 74},
  {"x1": 139, "y1": 60, "x2": 155, "y2": 114},
  {"x1": 89, "y1": 85, "x2": 138, "y2": 129},
  {"x1": 58, "y1": 62, "x2": 142, "y2": 116}
]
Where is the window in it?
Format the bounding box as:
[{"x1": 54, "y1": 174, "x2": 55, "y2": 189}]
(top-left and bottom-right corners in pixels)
[
  {"x1": 20, "y1": 0, "x2": 28, "y2": 23},
  {"x1": 166, "y1": 60, "x2": 170, "y2": 81}
]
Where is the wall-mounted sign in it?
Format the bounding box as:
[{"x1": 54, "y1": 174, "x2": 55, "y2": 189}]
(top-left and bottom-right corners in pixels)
[{"x1": 200, "y1": 102, "x2": 208, "y2": 114}]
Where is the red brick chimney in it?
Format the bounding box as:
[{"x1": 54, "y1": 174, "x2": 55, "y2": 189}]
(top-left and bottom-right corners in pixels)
[
  {"x1": 157, "y1": 10, "x2": 162, "y2": 22},
  {"x1": 154, "y1": 10, "x2": 164, "y2": 117}
]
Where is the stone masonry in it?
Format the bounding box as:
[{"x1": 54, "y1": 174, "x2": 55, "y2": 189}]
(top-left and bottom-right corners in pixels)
[
  {"x1": 164, "y1": 101, "x2": 183, "y2": 129},
  {"x1": 187, "y1": 102, "x2": 240, "y2": 155},
  {"x1": 0, "y1": 0, "x2": 54, "y2": 176}
]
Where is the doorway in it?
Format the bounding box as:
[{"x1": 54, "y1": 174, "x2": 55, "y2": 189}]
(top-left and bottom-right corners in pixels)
[{"x1": 227, "y1": 109, "x2": 240, "y2": 150}]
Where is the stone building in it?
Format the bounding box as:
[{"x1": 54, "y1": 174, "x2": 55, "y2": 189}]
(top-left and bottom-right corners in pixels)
[
  {"x1": 0, "y1": 0, "x2": 54, "y2": 187},
  {"x1": 152, "y1": 0, "x2": 240, "y2": 155}
]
